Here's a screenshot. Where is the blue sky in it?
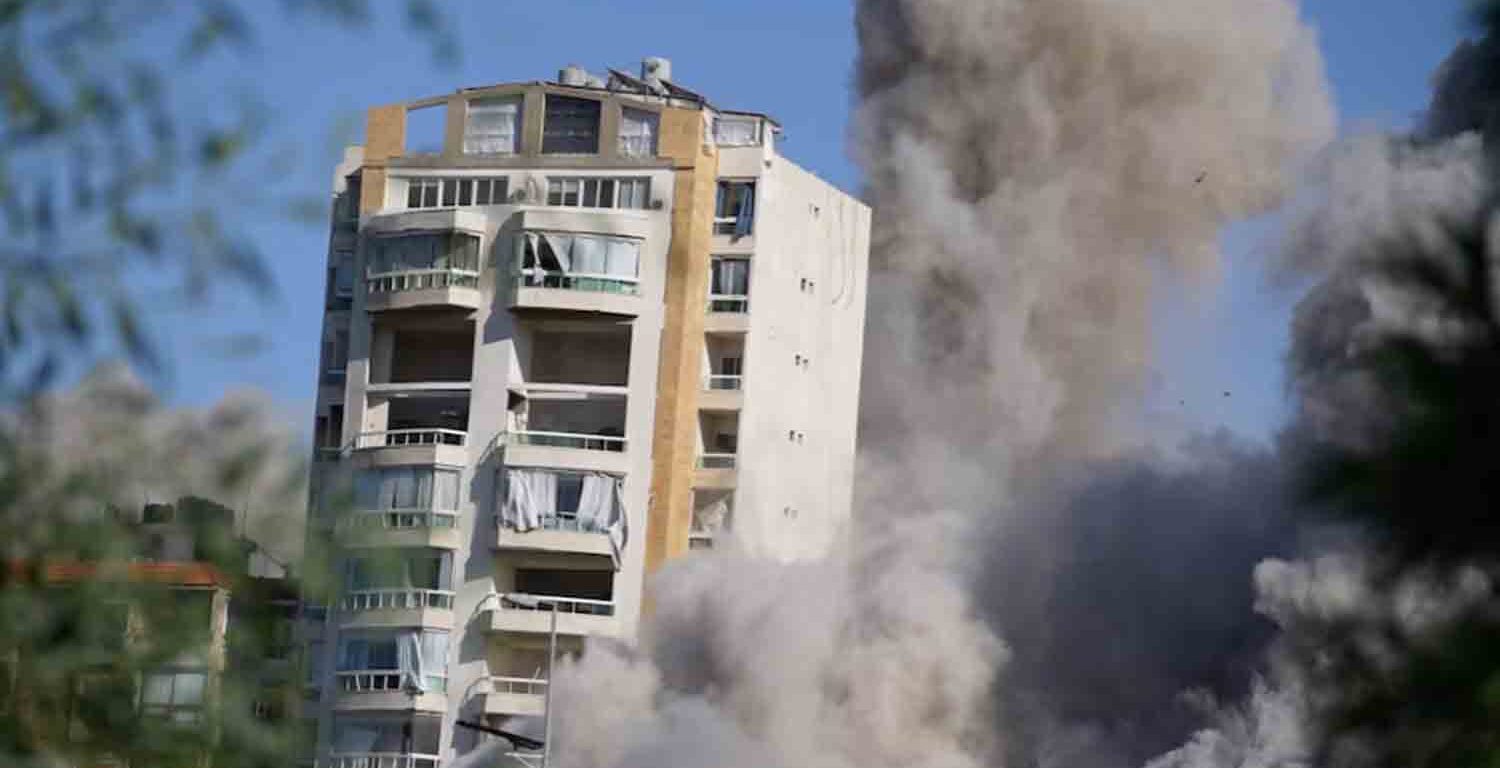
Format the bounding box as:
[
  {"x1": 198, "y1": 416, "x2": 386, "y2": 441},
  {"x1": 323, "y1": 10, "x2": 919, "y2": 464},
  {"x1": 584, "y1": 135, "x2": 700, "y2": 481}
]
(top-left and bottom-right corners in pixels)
[{"x1": 151, "y1": 0, "x2": 1475, "y2": 443}]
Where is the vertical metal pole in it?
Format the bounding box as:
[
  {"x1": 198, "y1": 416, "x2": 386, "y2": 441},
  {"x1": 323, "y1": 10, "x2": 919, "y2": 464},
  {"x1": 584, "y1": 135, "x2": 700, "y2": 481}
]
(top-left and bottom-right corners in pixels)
[{"x1": 542, "y1": 601, "x2": 558, "y2": 768}]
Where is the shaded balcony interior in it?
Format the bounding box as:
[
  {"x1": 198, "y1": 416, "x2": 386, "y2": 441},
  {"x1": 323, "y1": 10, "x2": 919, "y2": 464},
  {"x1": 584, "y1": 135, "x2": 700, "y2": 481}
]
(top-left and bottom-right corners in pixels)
[
  {"x1": 508, "y1": 392, "x2": 626, "y2": 452},
  {"x1": 366, "y1": 231, "x2": 482, "y2": 294},
  {"x1": 698, "y1": 412, "x2": 739, "y2": 467},
  {"x1": 370, "y1": 311, "x2": 474, "y2": 385},
  {"x1": 342, "y1": 549, "x2": 454, "y2": 601},
  {"x1": 497, "y1": 565, "x2": 615, "y2": 614},
  {"x1": 361, "y1": 393, "x2": 470, "y2": 448},
  {"x1": 517, "y1": 231, "x2": 642, "y2": 296},
  {"x1": 690, "y1": 490, "x2": 733, "y2": 551},
  {"x1": 702, "y1": 334, "x2": 744, "y2": 391},
  {"x1": 518, "y1": 320, "x2": 632, "y2": 387},
  {"x1": 332, "y1": 716, "x2": 441, "y2": 760}
]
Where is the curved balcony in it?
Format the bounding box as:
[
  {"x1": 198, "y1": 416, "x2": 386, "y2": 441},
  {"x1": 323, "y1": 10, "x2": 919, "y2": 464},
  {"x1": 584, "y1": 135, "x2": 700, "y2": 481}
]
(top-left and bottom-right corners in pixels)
[
  {"x1": 512, "y1": 270, "x2": 643, "y2": 316},
  {"x1": 495, "y1": 513, "x2": 616, "y2": 557},
  {"x1": 483, "y1": 593, "x2": 617, "y2": 638},
  {"x1": 338, "y1": 589, "x2": 455, "y2": 630},
  {"x1": 366, "y1": 268, "x2": 481, "y2": 312},
  {"x1": 334, "y1": 670, "x2": 447, "y2": 713},
  {"x1": 338, "y1": 510, "x2": 463, "y2": 550},
  {"x1": 482, "y1": 676, "x2": 548, "y2": 718},
  {"x1": 351, "y1": 429, "x2": 468, "y2": 469}
]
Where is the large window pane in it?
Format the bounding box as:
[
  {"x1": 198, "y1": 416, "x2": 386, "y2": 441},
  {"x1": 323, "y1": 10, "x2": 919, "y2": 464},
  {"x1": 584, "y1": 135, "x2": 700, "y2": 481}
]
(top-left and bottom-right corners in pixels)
[
  {"x1": 542, "y1": 96, "x2": 601, "y2": 154},
  {"x1": 619, "y1": 108, "x2": 659, "y2": 157},
  {"x1": 463, "y1": 97, "x2": 521, "y2": 155}
]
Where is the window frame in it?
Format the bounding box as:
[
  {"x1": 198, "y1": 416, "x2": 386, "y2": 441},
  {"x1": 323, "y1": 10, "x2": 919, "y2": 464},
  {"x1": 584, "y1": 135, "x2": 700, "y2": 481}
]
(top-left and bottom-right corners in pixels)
[{"x1": 541, "y1": 95, "x2": 603, "y2": 155}]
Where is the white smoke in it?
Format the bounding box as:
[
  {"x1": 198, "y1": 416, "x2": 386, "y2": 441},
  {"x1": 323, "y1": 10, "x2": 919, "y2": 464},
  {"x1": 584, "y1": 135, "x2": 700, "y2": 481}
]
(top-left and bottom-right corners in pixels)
[{"x1": 519, "y1": 2, "x2": 1336, "y2": 768}]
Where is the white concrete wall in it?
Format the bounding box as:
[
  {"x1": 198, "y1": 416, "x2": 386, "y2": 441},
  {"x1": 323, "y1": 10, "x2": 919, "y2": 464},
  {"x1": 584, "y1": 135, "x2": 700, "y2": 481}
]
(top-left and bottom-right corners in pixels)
[{"x1": 728, "y1": 148, "x2": 871, "y2": 561}]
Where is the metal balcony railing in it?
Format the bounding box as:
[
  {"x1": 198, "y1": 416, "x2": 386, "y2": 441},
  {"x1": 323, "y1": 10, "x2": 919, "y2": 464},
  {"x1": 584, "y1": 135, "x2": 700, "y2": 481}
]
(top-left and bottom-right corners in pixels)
[
  {"x1": 707, "y1": 294, "x2": 749, "y2": 313},
  {"x1": 325, "y1": 754, "x2": 442, "y2": 768},
  {"x1": 498, "y1": 593, "x2": 615, "y2": 617},
  {"x1": 367, "y1": 268, "x2": 479, "y2": 294},
  {"x1": 336, "y1": 671, "x2": 448, "y2": 695},
  {"x1": 502, "y1": 514, "x2": 609, "y2": 535},
  {"x1": 341, "y1": 511, "x2": 459, "y2": 532},
  {"x1": 352, "y1": 430, "x2": 467, "y2": 450},
  {"x1": 340, "y1": 589, "x2": 455, "y2": 612},
  {"x1": 510, "y1": 430, "x2": 626, "y2": 453},
  {"x1": 518, "y1": 269, "x2": 639, "y2": 296},
  {"x1": 489, "y1": 676, "x2": 548, "y2": 696},
  {"x1": 704, "y1": 374, "x2": 743, "y2": 391},
  {"x1": 698, "y1": 453, "x2": 737, "y2": 470}
]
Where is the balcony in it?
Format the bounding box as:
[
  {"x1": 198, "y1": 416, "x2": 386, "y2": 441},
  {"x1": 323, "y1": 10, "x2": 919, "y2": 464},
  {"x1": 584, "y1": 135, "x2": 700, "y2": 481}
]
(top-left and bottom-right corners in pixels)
[
  {"x1": 695, "y1": 453, "x2": 738, "y2": 490},
  {"x1": 496, "y1": 513, "x2": 616, "y2": 557},
  {"x1": 690, "y1": 491, "x2": 733, "y2": 551},
  {"x1": 483, "y1": 594, "x2": 617, "y2": 638},
  {"x1": 511, "y1": 230, "x2": 645, "y2": 316},
  {"x1": 482, "y1": 676, "x2": 548, "y2": 718},
  {"x1": 334, "y1": 670, "x2": 447, "y2": 713},
  {"x1": 366, "y1": 268, "x2": 481, "y2": 312},
  {"x1": 704, "y1": 294, "x2": 750, "y2": 333},
  {"x1": 363, "y1": 229, "x2": 484, "y2": 312},
  {"x1": 338, "y1": 588, "x2": 455, "y2": 630},
  {"x1": 352, "y1": 429, "x2": 469, "y2": 469},
  {"x1": 504, "y1": 385, "x2": 629, "y2": 474},
  {"x1": 338, "y1": 510, "x2": 463, "y2": 550},
  {"x1": 700, "y1": 374, "x2": 743, "y2": 411}
]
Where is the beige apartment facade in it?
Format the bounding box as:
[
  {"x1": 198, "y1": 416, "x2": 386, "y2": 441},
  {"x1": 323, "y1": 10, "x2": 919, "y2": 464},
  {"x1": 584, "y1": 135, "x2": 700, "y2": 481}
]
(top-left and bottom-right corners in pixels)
[{"x1": 302, "y1": 58, "x2": 870, "y2": 767}]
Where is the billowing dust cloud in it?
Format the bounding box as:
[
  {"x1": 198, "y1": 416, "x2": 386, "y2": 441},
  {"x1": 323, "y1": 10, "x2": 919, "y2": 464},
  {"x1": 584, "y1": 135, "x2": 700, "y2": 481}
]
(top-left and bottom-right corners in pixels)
[{"x1": 475, "y1": 2, "x2": 1337, "y2": 768}]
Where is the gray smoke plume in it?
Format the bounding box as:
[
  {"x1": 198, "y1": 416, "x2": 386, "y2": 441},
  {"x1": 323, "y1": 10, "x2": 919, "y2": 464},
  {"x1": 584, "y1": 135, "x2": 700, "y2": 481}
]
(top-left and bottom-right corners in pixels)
[{"x1": 499, "y1": 3, "x2": 1338, "y2": 768}]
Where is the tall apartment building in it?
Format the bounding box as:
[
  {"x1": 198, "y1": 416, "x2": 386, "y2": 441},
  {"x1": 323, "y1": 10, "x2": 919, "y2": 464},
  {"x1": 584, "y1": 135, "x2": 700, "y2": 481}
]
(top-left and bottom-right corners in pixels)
[{"x1": 302, "y1": 58, "x2": 870, "y2": 767}]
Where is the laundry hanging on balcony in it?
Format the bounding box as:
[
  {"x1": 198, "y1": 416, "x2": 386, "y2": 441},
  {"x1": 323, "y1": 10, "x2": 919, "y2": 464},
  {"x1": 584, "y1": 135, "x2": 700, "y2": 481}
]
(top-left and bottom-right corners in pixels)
[{"x1": 502, "y1": 469, "x2": 628, "y2": 569}]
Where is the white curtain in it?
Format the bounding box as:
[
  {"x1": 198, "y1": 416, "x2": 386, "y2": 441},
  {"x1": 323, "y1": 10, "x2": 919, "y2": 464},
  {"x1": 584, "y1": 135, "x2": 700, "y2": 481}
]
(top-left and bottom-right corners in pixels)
[
  {"x1": 713, "y1": 258, "x2": 749, "y2": 295},
  {"x1": 694, "y1": 498, "x2": 730, "y2": 533},
  {"x1": 619, "y1": 108, "x2": 658, "y2": 157},
  {"x1": 433, "y1": 469, "x2": 460, "y2": 511},
  {"x1": 575, "y1": 474, "x2": 615, "y2": 532},
  {"x1": 504, "y1": 469, "x2": 557, "y2": 531},
  {"x1": 464, "y1": 98, "x2": 520, "y2": 155},
  {"x1": 398, "y1": 631, "x2": 425, "y2": 693},
  {"x1": 604, "y1": 238, "x2": 640, "y2": 277},
  {"x1": 570, "y1": 234, "x2": 608, "y2": 275},
  {"x1": 714, "y1": 116, "x2": 759, "y2": 146},
  {"x1": 606, "y1": 476, "x2": 628, "y2": 571}
]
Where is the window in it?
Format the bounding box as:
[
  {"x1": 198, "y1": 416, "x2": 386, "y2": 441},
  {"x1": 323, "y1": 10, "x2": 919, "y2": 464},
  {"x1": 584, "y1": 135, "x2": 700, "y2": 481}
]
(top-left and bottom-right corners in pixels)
[
  {"x1": 542, "y1": 95, "x2": 602, "y2": 154},
  {"x1": 337, "y1": 631, "x2": 449, "y2": 692},
  {"x1": 305, "y1": 641, "x2": 324, "y2": 688},
  {"x1": 353, "y1": 467, "x2": 461, "y2": 512},
  {"x1": 463, "y1": 97, "x2": 521, "y2": 155},
  {"x1": 715, "y1": 432, "x2": 738, "y2": 453},
  {"x1": 519, "y1": 232, "x2": 642, "y2": 295},
  {"x1": 344, "y1": 550, "x2": 453, "y2": 592},
  {"x1": 404, "y1": 177, "x2": 509, "y2": 210},
  {"x1": 710, "y1": 256, "x2": 751, "y2": 312},
  {"x1": 324, "y1": 329, "x2": 349, "y2": 375},
  {"x1": 333, "y1": 252, "x2": 355, "y2": 297},
  {"x1": 713, "y1": 115, "x2": 761, "y2": 146},
  {"x1": 619, "y1": 108, "x2": 659, "y2": 157},
  {"x1": 715, "y1": 181, "x2": 756, "y2": 236},
  {"x1": 140, "y1": 671, "x2": 207, "y2": 724},
  {"x1": 368, "y1": 233, "x2": 481, "y2": 275},
  {"x1": 545, "y1": 177, "x2": 651, "y2": 210},
  {"x1": 719, "y1": 356, "x2": 742, "y2": 377},
  {"x1": 555, "y1": 474, "x2": 584, "y2": 519}
]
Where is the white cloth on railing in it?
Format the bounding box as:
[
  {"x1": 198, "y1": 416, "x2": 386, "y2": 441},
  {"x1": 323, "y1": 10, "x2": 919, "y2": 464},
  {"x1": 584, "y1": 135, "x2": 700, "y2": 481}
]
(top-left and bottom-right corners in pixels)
[
  {"x1": 575, "y1": 473, "x2": 615, "y2": 531},
  {"x1": 605, "y1": 475, "x2": 628, "y2": 571},
  {"x1": 504, "y1": 469, "x2": 556, "y2": 531},
  {"x1": 398, "y1": 630, "x2": 425, "y2": 693}
]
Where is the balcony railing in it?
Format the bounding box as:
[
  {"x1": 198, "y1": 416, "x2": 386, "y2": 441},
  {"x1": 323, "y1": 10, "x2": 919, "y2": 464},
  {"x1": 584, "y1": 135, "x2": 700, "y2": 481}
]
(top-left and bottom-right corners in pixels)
[
  {"x1": 340, "y1": 589, "x2": 455, "y2": 611},
  {"x1": 490, "y1": 676, "x2": 548, "y2": 696},
  {"x1": 707, "y1": 295, "x2": 749, "y2": 313},
  {"x1": 367, "y1": 268, "x2": 479, "y2": 294},
  {"x1": 698, "y1": 453, "x2": 737, "y2": 470},
  {"x1": 704, "y1": 375, "x2": 743, "y2": 391},
  {"x1": 510, "y1": 430, "x2": 625, "y2": 453},
  {"x1": 341, "y1": 510, "x2": 459, "y2": 532},
  {"x1": 337, "y1": 670, "x2": 448, "y2": 694},
  {"x1": 518, "y1": 269, "x2": 639, "y2": 296},
  {"x1": 326, "y1": 754, "x2": 442, "y2": 768},
  {"x1": 499, "y1": 593, "x2": 615, "y2": 617},
  {"x1": 352, "y1": 430, "x2": 467, "y2": 450}
]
